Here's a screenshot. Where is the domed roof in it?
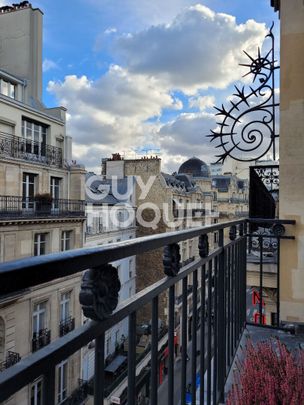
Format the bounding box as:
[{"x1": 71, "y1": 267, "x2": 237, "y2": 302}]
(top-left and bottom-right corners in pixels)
[{"x1": 178, "y1": 157, "x2": 210, "y2": 178}]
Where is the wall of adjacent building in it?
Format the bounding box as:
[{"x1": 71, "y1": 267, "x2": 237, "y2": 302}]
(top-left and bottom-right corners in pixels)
[
  {"x1": 0, "y1": 6, "x2": 43, "y2": 104},
  {"x1": 279, "y1": 0, "x2": 304, "y2": 322}
]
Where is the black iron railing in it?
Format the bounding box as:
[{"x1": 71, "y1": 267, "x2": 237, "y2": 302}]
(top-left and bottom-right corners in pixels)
[
  {"x1": 32, "y1": 329, "x2": 51, "y2": 352},
  {"x1": 0, "y1": 352, "x2": 21, "y2": 372},
  {"x1": 0, "y1": 196, "x2": 85, "y2": 219},
  {"x1": 0, "y1": 131, "x2": 63, "y2": 167},
  {"x1": 0, "y1": 218, "x2": 295, "y2": 404},
  {"x1": 59, "y1": 317, "x2": 75, "y2": 337}
]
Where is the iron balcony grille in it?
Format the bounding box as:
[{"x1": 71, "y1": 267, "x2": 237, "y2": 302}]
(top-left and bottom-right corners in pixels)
[
  {"x1": 59, "y1": 317, "x2": 75, "y2": 337},
  {"x1": 0, "y1": 218, "x2": 295, "y2": 405},
  {"x1": 0, "y1": 352, "x2": 21, "y2": 372},
  {"x1": 32, "y1": 329, "x2": 51, "y2": 352},
  {"x1": 0, "y1": 131, "x2": 63, "y2": 167},
  {"x1": 0, "y1": 196, "x2": 85, "y2": 219}
]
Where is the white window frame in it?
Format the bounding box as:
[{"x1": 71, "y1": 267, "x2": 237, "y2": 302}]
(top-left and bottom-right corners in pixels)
[
  {"x1": 50, "y1": 177, "x2": 61, "y2": 210},
  {"x1": 32, "y1": 302, "x2": 47, "y2": 335},
  {"x1": 0, "y1": 78, "x2": 16, "y2": 99},
  {"x1": 22, "y1": 173, "x2": 36, "y2": 210},
  {"x1": 60, "y1": 292, "x2": 71, "y2": 322},
  {"x1": 57, "y1": 360, "x2": 68, "y2": 404},
  {"x1": 30, "y1": 378, "x2": 43, "y2": 405},
  {"x1": 34, "y1": 233, "x2": 47, "y2": 256},
  {"x1": 22, "y1": 119, "x2": 47, "y2": 156},
  {"x1": 61, "y1": 231, "x2": 72, "y2": 251}
]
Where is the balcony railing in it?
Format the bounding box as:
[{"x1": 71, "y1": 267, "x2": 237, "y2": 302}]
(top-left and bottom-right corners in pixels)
[
  {"x1": 217, "y1": 197, "x2": 248, "y2": 204},
  {"x1": 0, "y1": 131, "x2": 63, "y2": 167},
  {"x1": 32, "y1": 329, "x2": 51, "y2": 352},
  {"x1": 59, "y1": 316, "x2": 75, "y2": 337},
  {"x1": 0, "y1": 352, "x2": 21, "y2": 372},
  {"x1": 0, "y1": 196, "x2": 85, "y2": 219},
  {"x1": 0, "y1": 218, "x2": 295, "y2": 404}
]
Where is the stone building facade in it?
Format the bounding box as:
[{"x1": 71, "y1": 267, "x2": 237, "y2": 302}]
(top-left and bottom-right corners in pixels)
[
  {"x1": 276, "y1": 0, "x2": 304, "y2": 323},
  {"x1": 82, "y1": 174, "x2": 137, "y2": 382},
  {"x1": 102, "y1": 155, "x2": 213, "y2": 348},
  {"x1": 0, "y1": 3, "x2": 86, "y2": 404}
]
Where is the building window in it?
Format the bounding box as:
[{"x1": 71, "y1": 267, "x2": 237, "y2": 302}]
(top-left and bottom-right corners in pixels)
[
  {"x1": 129, "y1": 259, "x2": 133, "y2": 278},
  {"x1": 106, "y1": 336, "x2": 111, "y2": 357},
  {"x1": 22, "y1": 118, "x2": 47, "y2": 156},
  {"x1": 60, "y1": 292, "x2": 71, "y2": 322},
  {"x1": 0, "y1": 78, "x2": 16, "y2": 99},
  {"x1": 32, "y1": 302, "x2": 47, "y2": 335},
  {"x1": 61, "y1": 231, "x2": 72, "y2": 251},
  {"x1": 34, "y1": 233, "x2": 47, "y2": 256},
  {"x1": 129, "y1": 287, "x2": 132, "y2": 298},
  {"x1": 22, "y1": 173, "x2": 36, "y2": 209},
  {"x1": 115, "y1": 330, "x2": 119, "y2": 345},
  {"x1": 57, "y1": 360, "x2": 68, "y2": 404},
  {"x1": 50, "y1": 177, "x2": 61, "y2": 210},
  {"x1": 31, "y1": 378, "x2": 43, "y2": 405}
]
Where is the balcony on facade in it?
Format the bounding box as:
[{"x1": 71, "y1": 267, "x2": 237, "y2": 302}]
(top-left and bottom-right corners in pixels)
[
  {"x1": 0, "y1": 131, "x2": 63, "y2": 168},
  {"x1": 0, "y1": 351, "x2": 21, "y2": 372},
  {"x1": 31, "y1": 329, "x2": 51, "y2": 353},
  {"x1": 59, "y1": 317, "x2": 75, "y2": 337},
  {"x1": 0, "y1": 217, "x2": 296, "y2": 405},
  {"x1": 0, "y1": 196, "x2": 85, "y2": 219}
]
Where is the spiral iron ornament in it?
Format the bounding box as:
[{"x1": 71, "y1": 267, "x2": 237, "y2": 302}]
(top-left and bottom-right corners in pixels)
[{"x1": 208, "y1": 23, "x2": 279, "y2": 163}]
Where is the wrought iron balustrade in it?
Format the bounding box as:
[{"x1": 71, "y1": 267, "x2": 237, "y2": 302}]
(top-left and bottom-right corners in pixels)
[
  {"x1": 0, "y1": 218, "x2": 295, "y2": 405},
  {"x1": 0, "y1": 351, "x2": 21, "y2": 372},
  {"x1": 0, "y1": 131, "x2": 63, "y2": 167},
  {"x1": 0, "y1": 196, "x2": 85, "y2": 219},
  {"x1": 59, "y1": 317, "x2": 75, "y2": 337},
  {"x1": 32, "y1": 329, "x2": 51, "y2": 352}
]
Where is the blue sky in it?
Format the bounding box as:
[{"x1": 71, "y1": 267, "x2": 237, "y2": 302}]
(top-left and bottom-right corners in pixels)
[{"x1": 30, "y1": 0, "x2": 278, "y2": 172}]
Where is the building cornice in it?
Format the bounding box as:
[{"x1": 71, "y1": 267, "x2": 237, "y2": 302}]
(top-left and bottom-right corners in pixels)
[
  {"x1": 0, "y1": 94, "x2": 65, "y2": 126},
  {"x1": 0, "y1": 217, "x2": 86, "y2": 226}
]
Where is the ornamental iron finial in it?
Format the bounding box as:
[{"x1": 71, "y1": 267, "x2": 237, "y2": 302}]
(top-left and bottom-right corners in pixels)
[
  {"x1": 79, "y1": 264, "x2": 121, "y2": 321},
  {"x1": 208, "y1": 23, "x2": 279, "y2": 163},
  {"x1": 163, "y1": 243, "x2": 181, "y2": 276},
  {"x1": 198, "y1": 234, "x2": 209, "y2": 258}
]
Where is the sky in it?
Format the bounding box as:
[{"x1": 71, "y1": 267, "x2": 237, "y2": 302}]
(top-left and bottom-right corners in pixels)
[{"x1": 25, "y1": 0, "x2": 278, "y2": 173}]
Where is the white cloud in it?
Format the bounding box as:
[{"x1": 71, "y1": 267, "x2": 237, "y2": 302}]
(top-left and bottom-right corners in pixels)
[
  {"x1": 114, "y1": 5, "x2": 267, "y2": 94},
  {"x1": 48, "y1": 66, "x2": 182, "y2": 171},
  {"x1": 43, "y1": 58, "x2": 59, "y2": 72},
  {"x1": 104, "y1": 27, "x2": 117, "y2": 35},
  {"x1": 189, "y1": 95, "x2": 215, "y2": 111},
  {"x1": 85, "y1": 0, "x2": 196, "y2": 29},
  {"x1": 49, "y1": 4, "x2": 269, "y2": 172}
]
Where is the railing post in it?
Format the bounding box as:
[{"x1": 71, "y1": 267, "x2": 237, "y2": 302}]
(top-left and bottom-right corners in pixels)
[
  {"x1": 217, "y1": 228, "x2": 225, "y2": 403},
  {"x1": 127, "y1": 312, "x2": 137, "y2": 405},
  {"x1": 181, "y1": 276, "x2": 188, "y2": 405},
  {"x1": 150, "y1": 296, "x2": 159, "y2": 405},
  {"x1": 94, "y1": 333, "x2": 105, "y2": 405},
  {"x1": 259, "y1": 235, "x2": 264, "y2": 325}
]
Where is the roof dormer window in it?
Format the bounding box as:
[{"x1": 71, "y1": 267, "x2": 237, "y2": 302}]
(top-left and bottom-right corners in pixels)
[{"x1": 0, "y1": 78, "x2": 16, "y2": 99}]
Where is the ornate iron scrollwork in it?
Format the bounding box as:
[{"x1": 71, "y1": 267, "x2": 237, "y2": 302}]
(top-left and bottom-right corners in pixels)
[
  {"x1": 208, "y1": 23, "x2": 279, "y2": 163},
  {"x1": 79, "y1": 264, "x2": 121, "y2": 321},
  {"x1": 271, "y1": 223, "x2": 285, "y2": 236},
  {"x1": 163, "y1": 243, "x2": 181, "y2": 277},
  {"x1": 198, "y1": 234, "x2": 209, "y2": 258}
]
